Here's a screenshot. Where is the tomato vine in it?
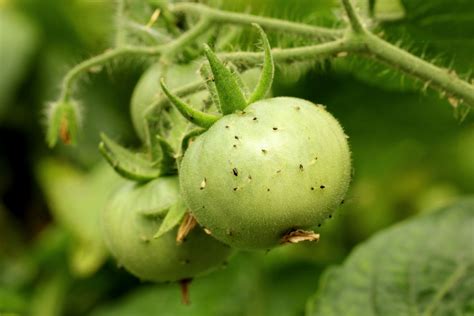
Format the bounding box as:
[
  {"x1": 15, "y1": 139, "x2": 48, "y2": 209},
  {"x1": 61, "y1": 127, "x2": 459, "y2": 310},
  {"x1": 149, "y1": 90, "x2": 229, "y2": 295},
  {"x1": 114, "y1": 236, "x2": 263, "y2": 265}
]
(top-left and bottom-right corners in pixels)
[{"x1": 46, "y1": 0, "x2": 474, "y2": 147}]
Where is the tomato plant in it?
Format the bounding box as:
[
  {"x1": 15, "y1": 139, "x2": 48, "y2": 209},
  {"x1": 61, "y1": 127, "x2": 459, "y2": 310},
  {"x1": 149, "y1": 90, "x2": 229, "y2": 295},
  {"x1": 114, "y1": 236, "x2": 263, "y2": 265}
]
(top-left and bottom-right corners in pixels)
[{"x1": 1, "y1": 0, "x2": 472, "y2": 315}]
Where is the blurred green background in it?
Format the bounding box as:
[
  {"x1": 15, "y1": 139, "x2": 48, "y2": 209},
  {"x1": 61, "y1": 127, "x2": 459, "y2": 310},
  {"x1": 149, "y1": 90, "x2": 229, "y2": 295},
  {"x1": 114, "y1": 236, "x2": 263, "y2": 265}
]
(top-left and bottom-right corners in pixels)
[{"x1": 0, "y1": 0, "x2": 472, "y2": 315}]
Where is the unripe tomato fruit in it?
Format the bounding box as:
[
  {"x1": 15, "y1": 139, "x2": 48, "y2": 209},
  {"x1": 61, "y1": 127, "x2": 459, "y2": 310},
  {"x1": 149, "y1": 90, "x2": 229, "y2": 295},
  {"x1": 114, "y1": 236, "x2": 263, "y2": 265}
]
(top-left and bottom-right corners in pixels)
[
  {"x1": 179, "y1": 97, "x2": 351, "y2": 250},
  {"x1": 102, "y1": 177, "x2": 232, "y2": 282}
]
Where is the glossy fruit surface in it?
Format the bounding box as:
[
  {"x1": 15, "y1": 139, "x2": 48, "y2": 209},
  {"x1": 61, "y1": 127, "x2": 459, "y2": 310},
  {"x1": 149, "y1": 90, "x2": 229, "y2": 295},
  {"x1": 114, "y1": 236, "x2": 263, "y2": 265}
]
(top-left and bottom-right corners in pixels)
[
  {"x1": 180, "y1": 97, "x2": 351, "y2": 249},
  {"x1": 102, "y1": 176, "x2": 232, "y2": 282}
]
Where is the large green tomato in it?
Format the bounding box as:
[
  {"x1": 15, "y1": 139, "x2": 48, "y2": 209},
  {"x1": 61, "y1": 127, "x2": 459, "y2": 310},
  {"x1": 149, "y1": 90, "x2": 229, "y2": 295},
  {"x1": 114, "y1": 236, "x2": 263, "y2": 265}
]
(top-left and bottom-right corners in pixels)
[
  {"x1": 102, "y1": 176, "x2": 232, "y2": 282},
  {"x1": 179, "y1": 97, "x2": 351, "y2": 250}
]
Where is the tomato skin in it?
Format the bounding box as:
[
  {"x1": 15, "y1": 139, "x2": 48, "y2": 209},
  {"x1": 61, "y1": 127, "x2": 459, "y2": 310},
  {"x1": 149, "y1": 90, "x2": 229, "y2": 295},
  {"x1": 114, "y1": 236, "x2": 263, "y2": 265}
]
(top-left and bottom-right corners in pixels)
[
  {"x1": 102, "y1": 176, "x2": 232, "y2": 282},
  {"x1": 179, "y1": 97, "x2": 351, "y2": 250}
]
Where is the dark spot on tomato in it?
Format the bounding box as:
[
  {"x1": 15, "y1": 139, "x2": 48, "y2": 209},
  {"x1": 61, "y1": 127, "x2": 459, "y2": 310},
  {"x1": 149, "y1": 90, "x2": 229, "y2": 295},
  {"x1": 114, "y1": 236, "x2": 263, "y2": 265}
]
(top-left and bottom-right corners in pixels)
[
  {"x1": 340, "y1": 199, "x2": 345, "y2": 205},
  {"x1": 233, "y1": 187, "x2": 238, "y2": 191},
  {"x1": 267, "y1": 188, "x2": 270, "y2": 192},
  {"x1": 276, "y1": 169, "x2": 281, "y2": 173},
  {"x1": 294, "y1": 106, "x2": 300, "y2": 110},
  {"x1": 233, "y1": 144, "x2": 237, "y2": 148},
  {"x1": 225, "y1": 125, "x2": 229, "y2": 129},
  {"x1": 273, "y1": 127, "x2": 278, "y2": 131},
  {"x1": 311, "y1": 187, "x2": 314, "y2": 190},
  {"x1": 318, "y1": 224, "x2": 321, "y2": 227},
  {"x1": 232, "y1": 168, "x2": 238, "y2": 176},
  {"x1": 248, "y1": 175, "x2": 252, "y2": 180},
  {"x1": 299, "y1": 164, "x2": 304, "y2": 171},
  {"x1": 320, "y1": 185, "x2": 325, "y2": 189},
  {"x1": 261, "y1": 149, "x2": 267, "y2": 154},
  {"x1": 234, "y1": 136, "x2": 239, "y2": 140},
  {"x1": 328, "y1": 214, "x2": 332, "y2": 218},
  {"x1": 253, "y1": 117, "x2": 258, "y2": 121}
]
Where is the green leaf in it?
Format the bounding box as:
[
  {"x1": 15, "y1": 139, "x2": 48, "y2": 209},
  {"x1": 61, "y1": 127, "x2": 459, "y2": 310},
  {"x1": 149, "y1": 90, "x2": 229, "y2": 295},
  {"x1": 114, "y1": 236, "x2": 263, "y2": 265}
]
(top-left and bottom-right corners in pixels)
[
  {"x1": 247, "y1": 24, "x2": 275, "y2": 104},
  {"x1": 153, "y1": 201, "x2": 187, "y2": 239},
  {"x1": 90, "y1": 253, "x2": 265, "y2": 316},
  {"x1": 99, "y1": 133, "x2": 161, "y2": 181},
  {"x1": 203, "y1": 44, "x2": 248, "y2": 114},
  {"x1": 307, "y1": 198, "x2": 474, "y2": 316}
]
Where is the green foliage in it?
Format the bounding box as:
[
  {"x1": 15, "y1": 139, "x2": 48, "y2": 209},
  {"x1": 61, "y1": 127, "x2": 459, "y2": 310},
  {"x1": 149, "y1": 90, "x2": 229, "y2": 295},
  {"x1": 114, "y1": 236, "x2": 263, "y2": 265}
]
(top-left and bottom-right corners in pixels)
[
  {"x1": 0, "y1": 8, "x2": 37, "y2": 119},
  {"x1": 307, "y1": 198, "x2": 474, "y2": 315},
  {"x1": 36, "y1": 160, "x2": 124, "y2": 277}
]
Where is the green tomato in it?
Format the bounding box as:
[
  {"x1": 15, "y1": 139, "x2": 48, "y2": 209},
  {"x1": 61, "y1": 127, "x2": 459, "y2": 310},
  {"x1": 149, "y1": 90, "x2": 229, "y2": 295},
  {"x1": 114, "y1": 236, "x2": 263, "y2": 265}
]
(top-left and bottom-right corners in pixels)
[
  {"x1": 179, "y1": 97, "x2": 351, "y2": 250},
  {"x1": 102, "y1": 176, "x2": 232, "y2": 282}
]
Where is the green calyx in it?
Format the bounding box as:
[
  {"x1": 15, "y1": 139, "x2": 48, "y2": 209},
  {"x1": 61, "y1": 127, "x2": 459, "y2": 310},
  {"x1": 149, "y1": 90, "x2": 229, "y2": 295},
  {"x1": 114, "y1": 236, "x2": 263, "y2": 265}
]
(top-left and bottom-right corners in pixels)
[
  {"x1": 160, "y1": 24, "x2": 275, "y2": 129},
  {"x1": 99, "y1": 132, "x2": 177, "y2": 182}
]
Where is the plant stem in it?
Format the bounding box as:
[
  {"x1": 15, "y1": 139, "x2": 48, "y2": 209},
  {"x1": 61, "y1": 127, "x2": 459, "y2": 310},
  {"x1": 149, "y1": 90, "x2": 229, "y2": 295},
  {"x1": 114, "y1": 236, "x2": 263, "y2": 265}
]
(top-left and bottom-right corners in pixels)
[
  {"x1": 170, "y1": 3, "x2": 344, "y2": 39},
  {"x1": 340, "y1": 0, "x2": 366, "y2": 34},
  {"x1": 219, "y1": 38, "x2": 362, "y2": 65},
  {"x1": 161, "y1": 18, "x2": 212, "y2": 59},
  {"x1": 59, "y1": 46, "x2": 164, "y2": 101},
  {"x1": 59, "y1": 18, "x2": 211, "y2": 101},
  {"x1": 361, "y1": 32, "x2": 474, "y2": 106}
]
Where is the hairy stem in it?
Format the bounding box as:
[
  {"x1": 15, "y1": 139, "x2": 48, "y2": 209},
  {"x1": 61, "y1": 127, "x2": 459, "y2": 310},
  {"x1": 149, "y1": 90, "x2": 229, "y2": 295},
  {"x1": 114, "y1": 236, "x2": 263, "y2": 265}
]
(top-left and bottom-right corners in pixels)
[
  {"x1": 219, "y1": 38, "x2": 362, "y2": 65},
  {"x1": 59, "y1": 19, "x2": 211, "y2": 102},
  {"x1": 340, "y1": 0, "x2": 366, "y2": 34},
  {"x1": 361, "y1": 32, "x2": 474, "y2": 106},
  {"x1": 170, "y1": 2, "x2": 344, "y2": 39},
  {"x1": 59, "y1": 46, "x2": 164, "y2": 101}
]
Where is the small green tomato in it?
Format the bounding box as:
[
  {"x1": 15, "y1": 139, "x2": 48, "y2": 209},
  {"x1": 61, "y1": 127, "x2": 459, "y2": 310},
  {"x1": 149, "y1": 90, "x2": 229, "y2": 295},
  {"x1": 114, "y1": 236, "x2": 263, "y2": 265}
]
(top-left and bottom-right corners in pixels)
[
  {"x1": 102, "y1": 176, "x2": 232, "y2": 282},
  {"x1": 179, "y1": 97, "x2": 351, "y2": 250}
]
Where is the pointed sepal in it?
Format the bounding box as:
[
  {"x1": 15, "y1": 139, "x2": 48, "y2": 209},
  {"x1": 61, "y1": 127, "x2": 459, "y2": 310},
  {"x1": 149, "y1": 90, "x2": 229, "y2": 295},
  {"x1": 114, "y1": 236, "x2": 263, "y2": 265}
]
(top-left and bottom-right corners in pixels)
[
  {"x1": 155, "y1": 135, "x2": 177, "y2": 175},
  {"x1": 247, "y1": 24, "x2": 274, "y2": 104},
  {"x1": 199, "y1": 63, "x2": 221, "y2": 112},
  {"x1": 203, "y1": 44, "x2": 248, "y2": 114},
  {"x1": 99, "y1": 133, "x2": 161, "y2": 181},
  {"x1": 160, "y1": 78, "x2": 219, "y2": 129},
  {"x1": 180, "y1": 128, "x2": 206, "y2": 156},
  {"x1": 153, "y1": 200, "x2": 187, "y2": 239}
]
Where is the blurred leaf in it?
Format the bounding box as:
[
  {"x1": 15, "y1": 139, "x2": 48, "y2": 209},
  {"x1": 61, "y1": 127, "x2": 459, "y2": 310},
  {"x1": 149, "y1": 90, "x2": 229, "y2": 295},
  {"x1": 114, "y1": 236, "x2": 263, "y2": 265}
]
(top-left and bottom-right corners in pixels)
[
  {"x1": 307, "y1": 198, "x2": 474, "y2": 316},
  {"x1": 91, "y1": 253, "x2": 265, "y2": 316},
  {"x1": 0, "y1": 8, "x2": 38, "y2": 119},
  {"x1": 36, "y1": 160, "x2": 125, "y2": 277},
  {"x1": 30, "y1": 269, "x2": 69, "y2": 316}
]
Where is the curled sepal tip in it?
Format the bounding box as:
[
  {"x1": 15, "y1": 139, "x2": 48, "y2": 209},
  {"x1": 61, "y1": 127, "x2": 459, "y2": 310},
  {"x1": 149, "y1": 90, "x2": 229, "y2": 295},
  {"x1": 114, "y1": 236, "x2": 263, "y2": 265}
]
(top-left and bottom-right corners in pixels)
[
  {"x1": 203, "y1": 44, "x2": 248, "y2": 114},
  {"x1": 46, "y1": 99, "x2": 81, "y2": 147},
  {"x1": 160, "y1": 78, "x2": 219, "y2": 129},
  {"x1": 99, "y1": 133, "x2": 161, "y2": 181},
  {"x1": 247, "y1": 24, "x2": 275, "y2": 104}
]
